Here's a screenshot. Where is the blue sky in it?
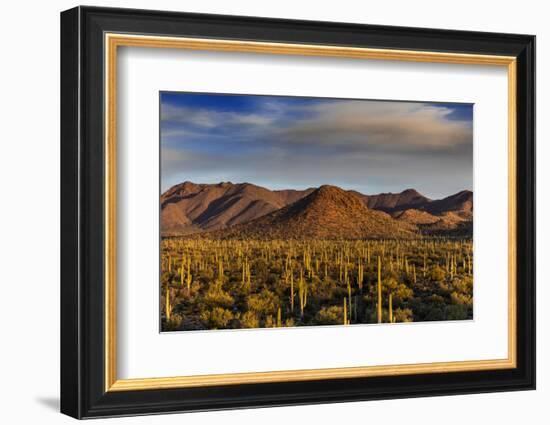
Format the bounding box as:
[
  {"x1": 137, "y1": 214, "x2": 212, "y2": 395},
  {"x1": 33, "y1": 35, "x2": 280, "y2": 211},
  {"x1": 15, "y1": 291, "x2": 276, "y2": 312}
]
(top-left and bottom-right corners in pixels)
[{"x1": 160, "y1": 92, "x2": 473, "y2": 199}]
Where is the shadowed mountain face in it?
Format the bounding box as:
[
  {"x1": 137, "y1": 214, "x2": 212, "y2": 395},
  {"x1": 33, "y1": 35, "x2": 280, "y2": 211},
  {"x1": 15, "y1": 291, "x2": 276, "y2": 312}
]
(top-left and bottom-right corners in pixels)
[
  {"x1": 373, "y1": 189, "x2": 473, "y2": 236},
  {"x1": 161, "y1": 182, "x2": 314, "y2": 234},
  {"x1": 356, "y1": 189, "x2": 431, "y2": 212},
  {"x1": 161, "y1": 182, "x2": 472, "y2": 239},
  {"x1": 423, "y1": 190, "x2": 473, "y2": 217}
]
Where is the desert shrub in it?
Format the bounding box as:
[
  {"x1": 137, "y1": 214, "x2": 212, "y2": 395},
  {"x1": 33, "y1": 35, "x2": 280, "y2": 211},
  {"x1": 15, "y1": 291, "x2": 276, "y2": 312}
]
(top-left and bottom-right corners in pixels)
[
  {"x1": 430, "y1": 266, "x2": 446, "y2": 282},
  {"x1": 450, "y1": 291, "x2": 472, "y2": 306},
  {"x1": 393, "y1": 308, "x2": 413, "y2": 323},
  {"x1": 428, "y1": 294, "x2": 445, "y2": 305},
  {"x1": 264, "y1": 315, "x2": 276, "y2": 328},
  {"x1": 394, "y1": 283, "x2": 413, "y2": 301},
  {"x1": 315, "y1": 305, "x2": 345, "y2": 325},
  {"x1": 247, "y1": 288, "x2": 279, "y2": 315},
  {"x1": 384, "y1": 276, "x2": 399, "y2": 293},
  {"x1": 239, "y1": 311, "x2": 259, "y2": 328},
  {"x1": 200, "y1": 307, "x2": 233, "y2": 329},
  {"x1": 162, "y1": 314, "x2": 183, "y2": 331},
  {"x1": 203, "y1": 281, "x2": 234, "y2": 308},
  {"x1": 445, "y1": 304, "x2": 470, "y2": 320},
  {"x1": 284, "y1": 318, "x2": 295, "y2": 327}
]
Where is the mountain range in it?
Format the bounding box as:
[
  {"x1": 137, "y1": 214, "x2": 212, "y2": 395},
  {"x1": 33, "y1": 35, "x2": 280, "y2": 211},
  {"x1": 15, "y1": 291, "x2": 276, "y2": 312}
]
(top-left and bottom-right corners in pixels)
[{"x1": 161, "y1": 182, "x2": 473, "y2": 239}]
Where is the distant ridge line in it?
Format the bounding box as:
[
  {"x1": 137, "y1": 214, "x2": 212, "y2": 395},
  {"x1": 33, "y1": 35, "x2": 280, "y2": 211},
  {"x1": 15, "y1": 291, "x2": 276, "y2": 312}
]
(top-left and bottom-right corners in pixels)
[{"x1": 161, "y1": 181, "x2": 472, "y2": 238}]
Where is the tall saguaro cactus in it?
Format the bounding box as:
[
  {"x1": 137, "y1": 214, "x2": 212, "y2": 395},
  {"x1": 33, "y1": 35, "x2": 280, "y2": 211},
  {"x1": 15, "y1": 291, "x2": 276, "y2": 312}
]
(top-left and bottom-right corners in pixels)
[
  {"x1": 165, "y1": 288, "x2": 172, "y2": 321},
  {"x1": 357, "y1": 260, "x2": 364, "y2": 292},
  {"x1": 377, "y1": 256, "x2": 382, "y2": 324},
  {"x1": 217, "y1": 259, "x2": 224, "y2": 283},
  {"x1": 186, "y1": 261, "x2": 192, "y2": 295},
  {"x1": 343, "y1": 297, "x2": 348, "y2": 325},
  {"x1": 290, "y1": 270, "x2": 295, "y2": 312},
  {"x1": 347, "y1": 281, "x2": 352, "y2": 322},
  {"x1": 423, "y1": 253, "x2": 427, "y2": 277},
  {"x1": 299, "y1": 269, "x2": 306, "y2": 317}
]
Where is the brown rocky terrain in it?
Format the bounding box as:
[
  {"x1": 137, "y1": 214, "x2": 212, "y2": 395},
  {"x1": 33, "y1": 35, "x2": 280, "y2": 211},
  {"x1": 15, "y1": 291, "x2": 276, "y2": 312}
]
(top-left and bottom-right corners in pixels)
[
  {"x1": 207, "y1": 185, "x2": 416, "y2": 240},
  {"x1": 423, "y1": 190, "x2": 473, "y2": 217},
  {"x1": 161, "y1": 181, "x2": 313, "y2": 234},
  {"x1": 392, "y1": 208, "x2": 440, "y2": 225},
  {"x1": 356, "y1": 188, "x2": 431, "y2": 212},
  {"x1": 161, "y1": 181, "x2": 472, "y2": 238}
]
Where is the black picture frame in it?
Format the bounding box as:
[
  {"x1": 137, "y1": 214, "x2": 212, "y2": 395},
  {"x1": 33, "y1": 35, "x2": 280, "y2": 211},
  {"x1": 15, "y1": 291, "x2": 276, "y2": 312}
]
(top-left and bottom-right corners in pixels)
[{"x1": 61, "y1": 5, "x2": 535, "y2": 419}]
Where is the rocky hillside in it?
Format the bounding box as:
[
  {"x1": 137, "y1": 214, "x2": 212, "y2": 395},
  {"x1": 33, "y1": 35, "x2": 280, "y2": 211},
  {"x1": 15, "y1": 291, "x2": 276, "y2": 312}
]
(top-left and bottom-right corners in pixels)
[
  {"x1": 208, "y1": 185, "x2": 416, "y2": 240},
  {"x1": 161, "y1": 181, "x2": 313, "y2": 234},
  {"x1": 161, "y1": 181, "x2": 473, "y2": 238}
]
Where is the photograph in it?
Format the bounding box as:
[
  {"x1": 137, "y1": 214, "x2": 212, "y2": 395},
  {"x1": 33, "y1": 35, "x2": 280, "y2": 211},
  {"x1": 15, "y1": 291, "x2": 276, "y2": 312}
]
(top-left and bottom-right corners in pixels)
[{"x1": 159, "y1": 92, "x2": 474, "y2": 331}]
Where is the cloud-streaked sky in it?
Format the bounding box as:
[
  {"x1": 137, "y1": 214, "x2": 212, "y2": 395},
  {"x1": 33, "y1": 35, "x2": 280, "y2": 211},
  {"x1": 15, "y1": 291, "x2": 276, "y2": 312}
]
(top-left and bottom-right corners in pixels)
[{"x1": 160, "y1": 92, "x2": 473, "y2": 199}]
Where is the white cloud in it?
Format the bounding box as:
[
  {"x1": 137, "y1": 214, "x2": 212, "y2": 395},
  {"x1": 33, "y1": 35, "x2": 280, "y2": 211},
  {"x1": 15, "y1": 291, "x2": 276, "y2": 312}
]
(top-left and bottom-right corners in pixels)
[
  {"x1": 278, "y1": 100, "x2": 472, "y2": 153},
  {"x1": 161, "y1": 103, "x2": 274, "y2": 128}
]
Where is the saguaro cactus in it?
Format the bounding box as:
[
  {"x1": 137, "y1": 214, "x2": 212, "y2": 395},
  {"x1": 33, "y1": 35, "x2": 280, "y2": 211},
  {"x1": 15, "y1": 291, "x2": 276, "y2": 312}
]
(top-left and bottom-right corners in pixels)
[
  {"x1": 290, "y1": 271, "x2": 294, "y2": 312},
  {"x1": 367, "y1": 245, "x2": 371, "y2": 264},
  {"x1": 423, "y1": 253, "x2": 427, "y2": 277},
  {"x1": 377, "y1": 256, "x2": 382, "y2": 324},
  {"x1": 343, "y1": 297, "x2": 348, "y2": 325},
  {"x1": 218, "y1": 259, "x2": 224, "y2": 282},
  {"x1": 449, "y1": 255, "x2": 455, "y2": 280},
  {"x1": 347, "y1": 281, "x2": 352, "y2": 322},
  {"x1": 186, "y1": 261, "x2": 192, "y2": 295},
  {"x1": 299, "y1": 269, "x2": 305, "y2": 317},
  {"x1": 357, "y1": 260, "x2": 364, "y2": 292},
  {"x1": 304, "y1": 280, "x2": 308, "y2": 309},
  {"x1": 165, "y1": 288, "x2": 172, "y2": 321},
  {"x1": 241, "y1": 258, "x2": 251, "y2": 289}
]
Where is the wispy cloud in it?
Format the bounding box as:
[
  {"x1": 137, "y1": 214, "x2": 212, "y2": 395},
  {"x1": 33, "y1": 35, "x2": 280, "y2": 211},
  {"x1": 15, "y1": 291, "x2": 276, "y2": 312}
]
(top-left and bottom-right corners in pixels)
[
  {"x1": 278, "y1": 101, "x2": 472, "y2": 154},
  {"x1": 160, "y1": 93, "x2": 473, "y2": 198},
  {"x1": 161, "y1": 103, "x2": 275, "y2": 128}
]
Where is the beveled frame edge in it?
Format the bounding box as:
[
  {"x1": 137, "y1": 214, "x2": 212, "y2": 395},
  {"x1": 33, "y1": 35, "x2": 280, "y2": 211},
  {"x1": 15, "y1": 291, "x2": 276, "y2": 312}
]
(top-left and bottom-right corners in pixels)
[{"x1": 104, "y1": 33, "x2": 517, "y2": 392}]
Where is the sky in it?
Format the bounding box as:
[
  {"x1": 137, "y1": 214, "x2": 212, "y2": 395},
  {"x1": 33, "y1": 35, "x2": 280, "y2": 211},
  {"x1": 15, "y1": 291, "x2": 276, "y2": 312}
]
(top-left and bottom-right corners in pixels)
[{"x1": 160, "y1": 92, "x2": 473, "y2": 199}]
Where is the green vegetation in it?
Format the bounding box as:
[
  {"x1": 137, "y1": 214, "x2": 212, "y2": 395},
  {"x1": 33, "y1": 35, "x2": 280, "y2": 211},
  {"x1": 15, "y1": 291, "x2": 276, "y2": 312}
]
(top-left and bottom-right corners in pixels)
[{"x1": 161, "y1": 238, "x2": 473, "y2": 331}]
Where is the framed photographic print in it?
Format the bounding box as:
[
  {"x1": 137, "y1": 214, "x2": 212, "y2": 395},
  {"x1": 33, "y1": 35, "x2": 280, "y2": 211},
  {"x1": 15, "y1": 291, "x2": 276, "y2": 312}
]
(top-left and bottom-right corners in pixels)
[{"x1": 60, "y1": 6, "x2": 535, "y2": 419}]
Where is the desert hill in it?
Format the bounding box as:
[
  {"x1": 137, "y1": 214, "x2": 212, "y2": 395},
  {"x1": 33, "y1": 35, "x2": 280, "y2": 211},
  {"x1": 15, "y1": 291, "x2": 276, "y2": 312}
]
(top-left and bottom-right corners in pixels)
[
  {"x1": 423, "y1": 190, "x2": 473, "y2": 217},
  {"x1": 208, "y1": 185, "x2": 416, "y2": 240},
  {"x1": 357, "y1": 188, "x2": 431, "y2": 212},
  {"x1": 393, "y1": 208, "x2": 440, "y2": 225},
  {"x1": 161, "y1": 181, "x2": 472, "y2": 238},
  {"x1": 161, "y1": 181, "x2": 314, "y2": 234}
]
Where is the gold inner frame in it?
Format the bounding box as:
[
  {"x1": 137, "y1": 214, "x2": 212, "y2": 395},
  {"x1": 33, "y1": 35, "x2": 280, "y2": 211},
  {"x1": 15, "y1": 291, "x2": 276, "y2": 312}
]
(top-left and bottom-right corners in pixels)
[{"x1": 104, "y1": 33, "x2": 517, "y2": 392}]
